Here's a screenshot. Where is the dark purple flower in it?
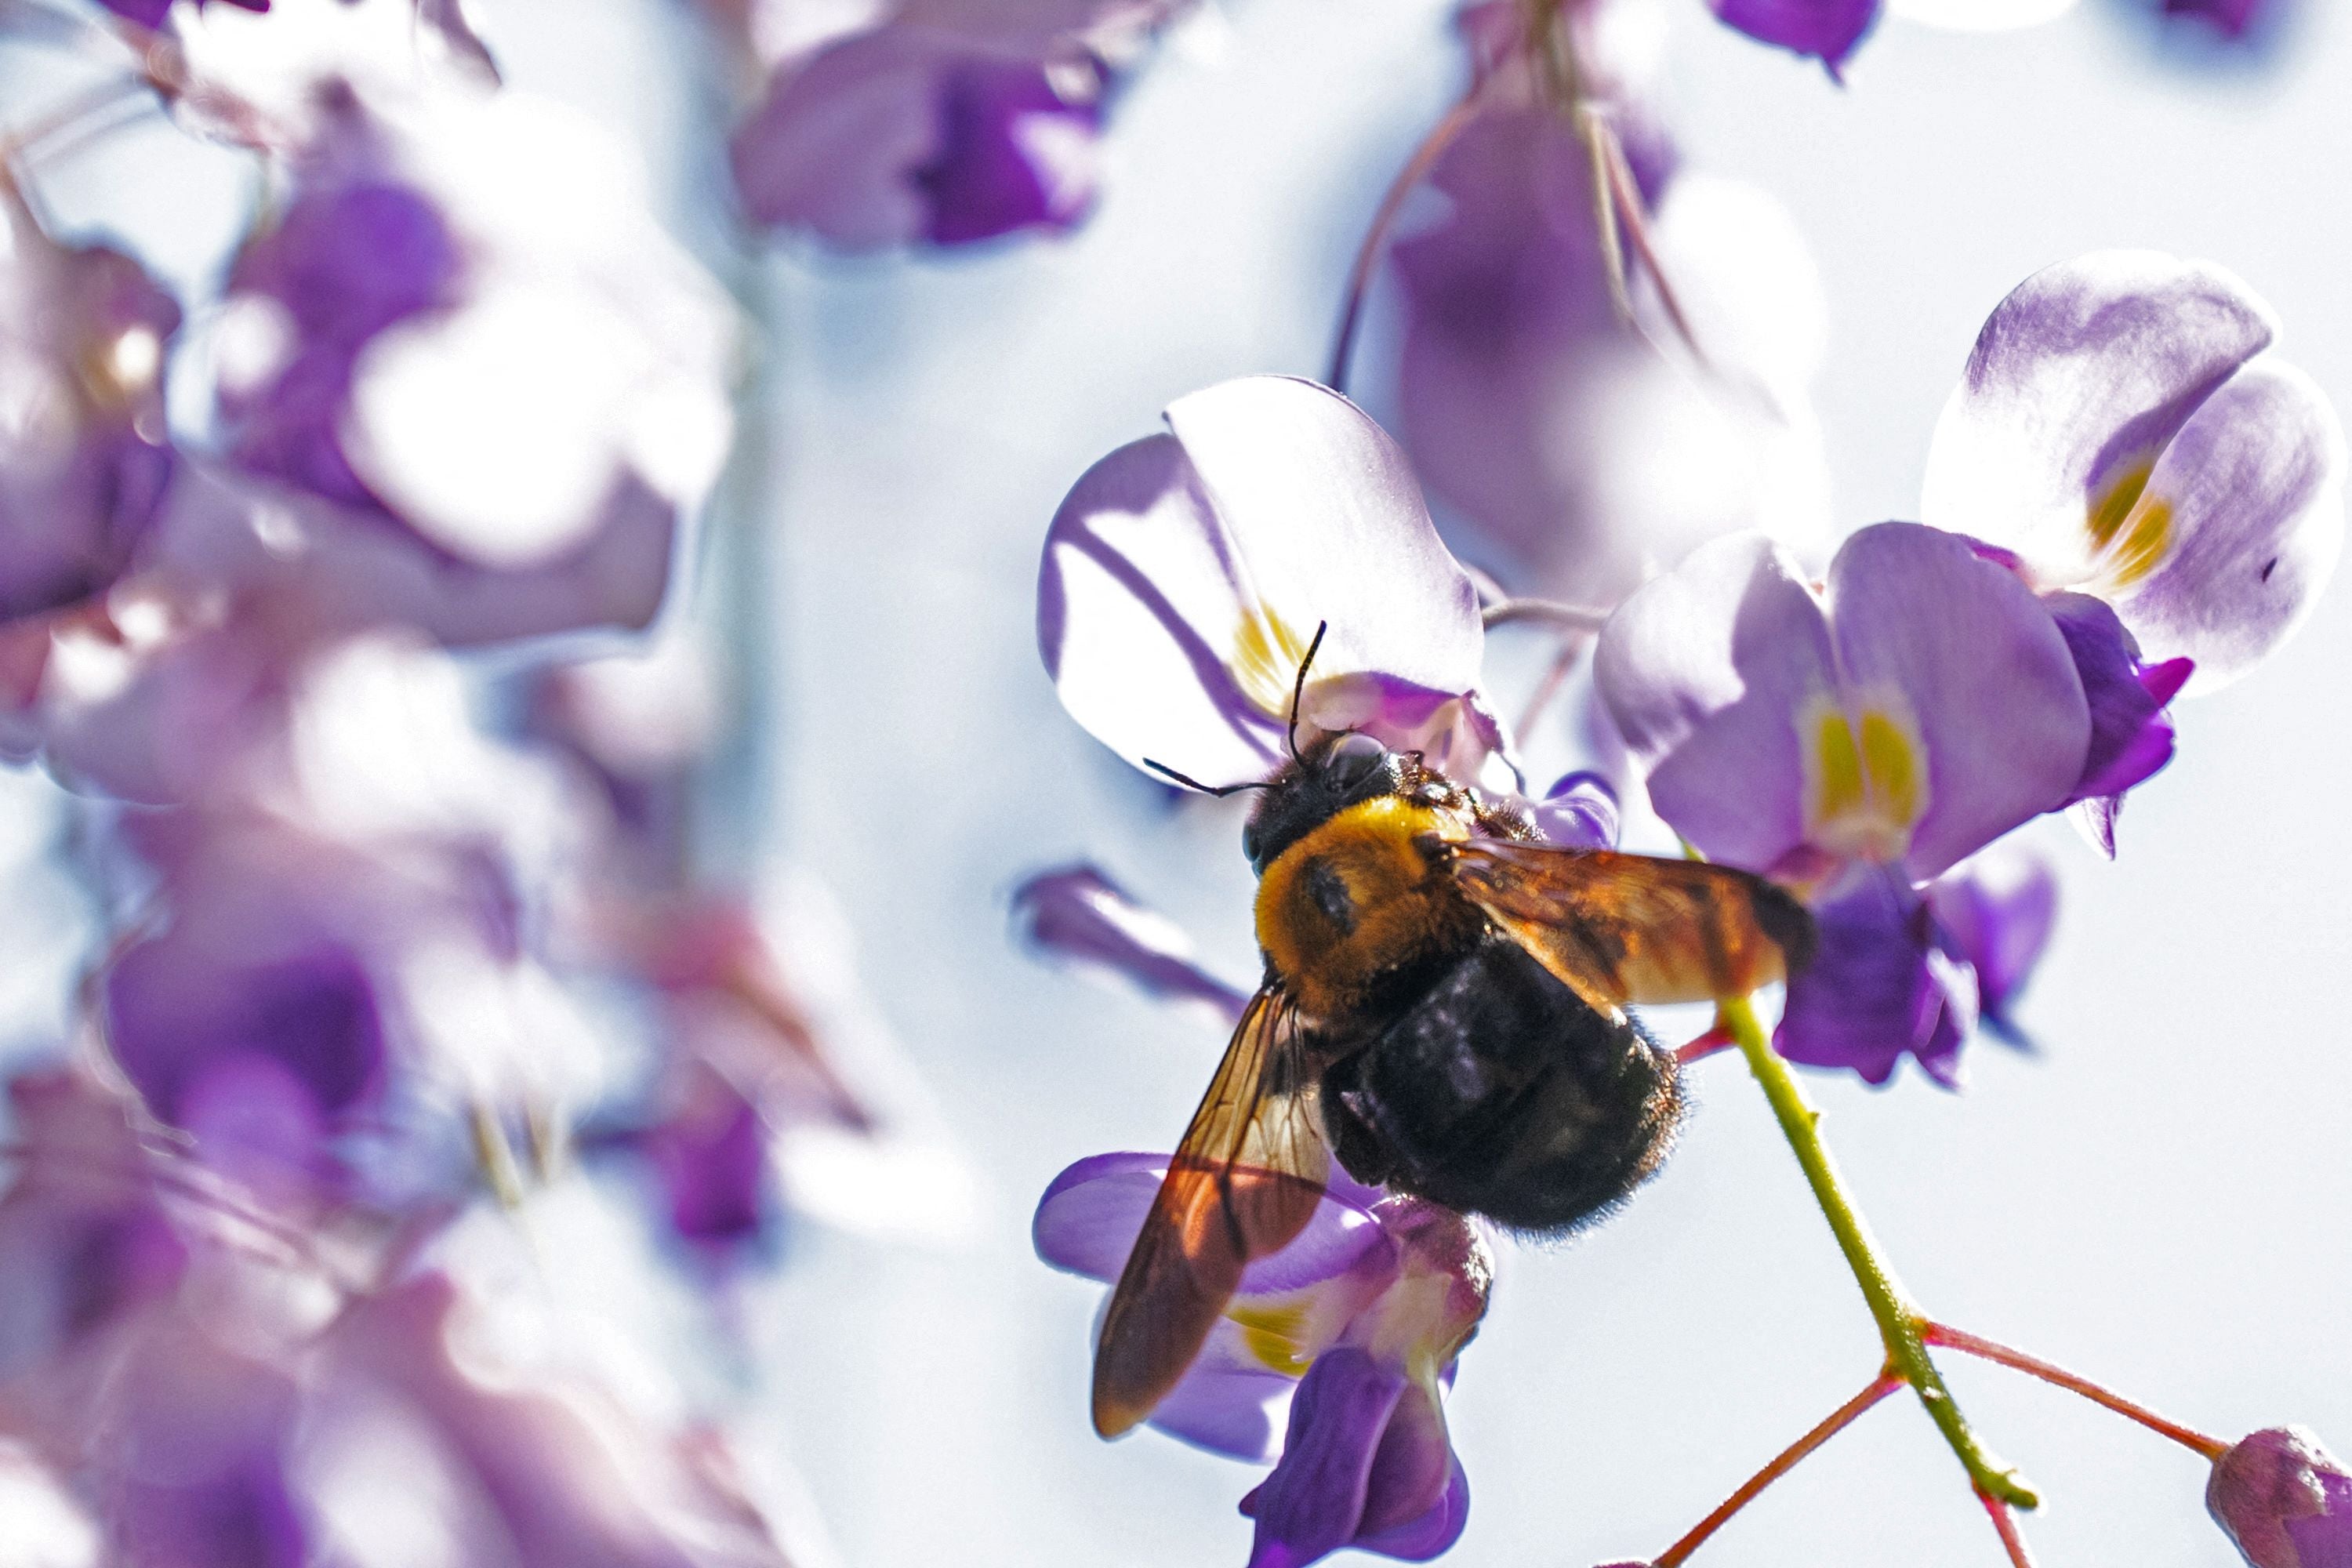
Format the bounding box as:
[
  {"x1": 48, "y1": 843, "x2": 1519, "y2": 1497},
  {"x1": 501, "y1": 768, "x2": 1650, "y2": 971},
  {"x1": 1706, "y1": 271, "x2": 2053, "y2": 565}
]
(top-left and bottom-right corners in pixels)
[
  {"x1": 1709, "y1": 0, "x2": 1880, "y2": 76},
  {"x1": 1012, "y1": 864, "x2": 1251, "y2": 1022},
  {"x1": 1922, "y1": 251, "x2": 2344, "y2": 694},
  {"x1": 2158, "y1": 0, "x2": 2279, "y2": 38},
  {"x1": 0, "y1": 196, "x2": 181, "y2": 622},
  {"x1": 630, "y1": 1063, "x2": 772, "y2": 1252},
  {"x1": 2208, "y1": 1426, "x2": 2352, "y2": 1567},
  {"x1": 2043, "y1": 592, "x2": 2194, "y2": 852},
  {"x1": 1775, "y1": 869, "x2": 1976, "y2": 1087},
  {"x1": 1042, "y1": 376, "x2": 1504, "y2": 793},
  {"x1": 1036, "y1": 1154, "x2": 1487, "y2": 1566},
  {"x1": 731, "y1": 27, "x2": 1104, "y2": 249},
  {"x1": 95, "y1": 0, "x2": 270, "y2": 25}
]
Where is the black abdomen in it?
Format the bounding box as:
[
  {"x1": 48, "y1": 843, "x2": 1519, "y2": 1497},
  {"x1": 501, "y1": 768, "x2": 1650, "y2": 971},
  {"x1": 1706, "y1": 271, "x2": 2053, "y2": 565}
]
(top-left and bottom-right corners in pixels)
[{"x1": 1319, "y1": 932, "x2": 1684, "y2": 1235}]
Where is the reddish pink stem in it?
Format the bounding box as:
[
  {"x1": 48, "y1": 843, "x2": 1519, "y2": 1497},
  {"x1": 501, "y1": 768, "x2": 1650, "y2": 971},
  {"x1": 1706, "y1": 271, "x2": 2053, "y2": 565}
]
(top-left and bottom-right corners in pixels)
[
  {"x1": 1924, "y1": 1323, "x2": 2229, "y2": 1461},
  {"x1": 1327, "y1": 93, "x2": 1483, "y2": 393},
  {"x1": 1979, "y1": 1489, "x2": 2041, "y2": 1568},
  {"x1": 1652, "y1": 1372, "x2": 1901, "y2": 1567}
]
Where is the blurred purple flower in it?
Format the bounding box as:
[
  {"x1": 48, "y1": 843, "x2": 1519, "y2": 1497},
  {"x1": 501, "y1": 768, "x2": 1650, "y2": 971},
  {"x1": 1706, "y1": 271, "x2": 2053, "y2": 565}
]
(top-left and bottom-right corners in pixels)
[
  {"x1": 0, "y1": 193, "x2": 180, "y2": 622},
  {"x1": 209, "y1": 83, "x2": 733, "y2": 623},
  {"x1": 1012, "y1": 863, "x2": 1251, "y2": 1022},
  {"x1": 96, "y1": 0, "x2": 270, "y2": 24},
  {"x1": 629, "y1": 1062, "x2": 771, "y2": 1254},
  {"x1": 1389, "y1": 5, "x2": 1831, "y2": 606},
  {"x1": 1922, "y1": 252, "x2": 2345, "y2": 694},
  {"x1": 2209, "y1": 1425, "x2": 2352, "y2": 1567},
  {"x1": 1040, "y1": 376, "x2": 1505, "y2": 793},
  {"x1": 729, "y1": 1, "x2": 1184, "y2": 250},
  {"x1": 2158, "y1": 0, "x2": 2279, "y2": 38},
  {"x1": 1036, "y1": 1152, "x2": 1487, "y2": 1566},
  {"x1": 1710, "y1": 0, "x2": 1880, "y2": 75}
]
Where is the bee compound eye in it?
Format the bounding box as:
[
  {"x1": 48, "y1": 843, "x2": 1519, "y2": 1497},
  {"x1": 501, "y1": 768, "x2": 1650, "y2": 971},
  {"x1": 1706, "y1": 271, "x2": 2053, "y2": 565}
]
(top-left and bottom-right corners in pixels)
[
  {"x1": 1240, "y1": 822, "x2": 1262, "y2": 866},
  {"x1": 1321, "y1": 732, "x2": 1388, "y2": 790}
]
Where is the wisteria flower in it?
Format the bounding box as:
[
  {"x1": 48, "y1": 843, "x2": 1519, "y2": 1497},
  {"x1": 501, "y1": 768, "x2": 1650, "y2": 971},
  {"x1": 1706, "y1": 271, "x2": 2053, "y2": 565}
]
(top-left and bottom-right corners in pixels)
[
  {"x1": 2208, "y1": 1425, "x2": 2352, "y2": 1567},
  {"x1": 1712, "y1": 0, "x2": 2087, "y2": 75},
  {"x1": 1388, "y1": 2, "x2": 1831, "y2": 606},
  {"x1": 1036, "y1": 1152, "x2": 1487, "y2": 1567},
  {"x1": 1595, "y1": 524, "x2": 2086, "y2": 1082},
  {"x1": 0, "y1": 192, "x2": 180, "y2": 623},
  {"x1": 207, "y1": 80, "x2": 733, "y2": 630},
  {"x1": 730, "y1": 0, "x2": 1185, "y2": 250},
  {"x1": 1920, "y1": 252, "x2": 2345, "y2": 692},
  {"x1": 1041, "y1": 375, "x2": 1504, "y2": 793}
]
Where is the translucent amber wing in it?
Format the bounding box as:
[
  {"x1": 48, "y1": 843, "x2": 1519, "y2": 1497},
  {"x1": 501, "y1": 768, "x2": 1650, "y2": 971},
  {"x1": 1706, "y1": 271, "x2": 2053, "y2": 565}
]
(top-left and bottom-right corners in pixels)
[
  {"x1": 1091, "y1": 986, "x2": 1330, "y2": 1438},
  {"x1": 1446, "y1": 840, "x2": 1816, "y2": 1011}
]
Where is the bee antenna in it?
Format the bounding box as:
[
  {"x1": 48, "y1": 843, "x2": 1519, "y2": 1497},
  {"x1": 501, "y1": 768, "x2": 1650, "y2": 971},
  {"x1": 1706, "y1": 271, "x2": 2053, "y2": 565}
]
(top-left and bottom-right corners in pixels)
[
  {"x1": 1143, "y1": 758, "x2": 1267, "y2": 798},
  {"x1": 1286, "y1": 621, "x2": 1330, "y2": 764}
]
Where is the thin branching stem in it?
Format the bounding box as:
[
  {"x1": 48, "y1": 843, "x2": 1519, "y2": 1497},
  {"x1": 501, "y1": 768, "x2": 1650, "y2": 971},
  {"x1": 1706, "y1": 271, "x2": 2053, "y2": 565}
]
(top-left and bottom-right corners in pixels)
[
  {"x1": 1481, "y1": 597, "x2": 1611, "y2": 631},
  {"x1": 1979, "y1": 1490, "x2": 2042, "y2": 1568},
  {"x1": 1326, "y1": 93, "x2": 1482, "y2": 394},
  {"x1": 1926, "y1": 1322, "x2": 2230, "y2": 1461},
  {"x1": 1652, "y1": 1370, "x2": 1902, "y2": 1567},
  {"x1": 1720, "y1": 995, "x2": 2038, "y2": 1508}
]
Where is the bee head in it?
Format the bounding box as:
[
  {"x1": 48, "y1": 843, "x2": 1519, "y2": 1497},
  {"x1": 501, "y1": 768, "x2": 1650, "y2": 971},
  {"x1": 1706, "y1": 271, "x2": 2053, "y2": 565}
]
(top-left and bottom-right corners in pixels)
[{"x1": 1241, "y1": 731, "x2": 1407, "y2": 874}]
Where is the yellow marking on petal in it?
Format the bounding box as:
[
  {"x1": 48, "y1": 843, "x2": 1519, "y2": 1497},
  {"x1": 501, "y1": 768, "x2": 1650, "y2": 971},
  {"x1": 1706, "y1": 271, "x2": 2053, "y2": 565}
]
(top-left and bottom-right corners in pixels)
[
  {"x1": 1857, "y1": 710, "x2": 1922, "y2": 829},
  {"x1": 2086, "y1": 459, "x2": 2154, "y2": 550},
  {"x1": 1802, "y1": 695, "x2": 1929, "y2": 863},
  {"x1": 1809, "y1": 707, "x2": 1866, "y2": 826},
  {"x1": 1227, "y1": 1300, "x2": 1312, "y2": 1377},
  {"x1": 1231, "y1": 604, "x2": 1313, "y2": 721},
  {"x1": 2085, "y1": 457, "x2": 2174, "y2": 591}
]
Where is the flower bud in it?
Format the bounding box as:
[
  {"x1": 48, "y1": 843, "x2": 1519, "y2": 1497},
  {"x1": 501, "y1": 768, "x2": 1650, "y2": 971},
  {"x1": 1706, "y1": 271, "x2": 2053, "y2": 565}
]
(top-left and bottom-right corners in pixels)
[{"x1": 2208, "y1": 1426, "x2": 2352, "y2": 1567}]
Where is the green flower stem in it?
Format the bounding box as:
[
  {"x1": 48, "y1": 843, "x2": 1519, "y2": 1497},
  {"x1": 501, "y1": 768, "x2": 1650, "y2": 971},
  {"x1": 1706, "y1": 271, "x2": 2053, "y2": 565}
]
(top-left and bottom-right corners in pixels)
[{"x1": 1720, "y1": 995, "x2": 2040, "y2": 1510}]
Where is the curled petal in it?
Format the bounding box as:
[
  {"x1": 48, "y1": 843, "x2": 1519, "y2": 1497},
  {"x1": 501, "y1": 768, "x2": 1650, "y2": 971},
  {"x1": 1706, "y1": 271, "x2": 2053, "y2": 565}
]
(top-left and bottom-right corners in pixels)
[
  {"x1": 1011, "y1": 865, "x2": 1250, "y2": 1022},
  {"x1": 1241, "y1": 1348, "x2": 1458, "y2": 1568},
  {"x1": 1823, "y1": 524, "x2": 2088, "y2": 880},
  {"x1": 2106, "y1": 359, "x2": 2347, "y2": 689},
  {"x1": 1709, "y1": 0, "x2": 1880, "y2": 75},
  {"x1": 1593, "y1": 532, "x2": 1828, "y2": 875},
  {"x1": 1775, "y1": 871, "x2": 1978, "y2": 1087},
  {"x1": 1920, "y1": 252, "x2": 2277, "y2": 591},
  {"x1": 1041, "y1": 379, "x2": 1481, "y2": 787},
  {"x1": 1926, "y1": 847, "x2": 2056, "y2": 1041},
  {"x1": 2045, "y1": 592, "x2": 2185, "y2": 811},
  {"x1": 1534, "y1": 771, "x2": 1619, "y2": 849}
]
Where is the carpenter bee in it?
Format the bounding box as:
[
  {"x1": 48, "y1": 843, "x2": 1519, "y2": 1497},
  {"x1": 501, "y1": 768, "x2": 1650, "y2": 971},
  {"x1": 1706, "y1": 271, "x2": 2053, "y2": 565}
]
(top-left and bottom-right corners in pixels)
[{"x1": 1092, "y1": 632, "x2": 1815, "y2": 1438}]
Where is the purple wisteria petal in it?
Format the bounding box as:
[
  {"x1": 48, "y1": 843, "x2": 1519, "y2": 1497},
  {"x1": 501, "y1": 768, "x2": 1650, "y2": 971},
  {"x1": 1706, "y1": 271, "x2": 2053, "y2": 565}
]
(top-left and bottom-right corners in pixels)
[
  {"x1": 1776, "y1": 870, "x2": 1979, "y2": 1087},
  {"x1": 96, "y1": 0, "x2": 272, "y2": 24},
  {"x1": 1390, "y1": 85, "x2": 1830, "y2": 606},
  {"x1": 1033, "y1": 1152, "x2": 1390, "y2": 1294},
  {"x1": 1824, "y1": 524, "x2": 2089, "y2": 880},
  {"x1": 730, "y1": 27, "x2": 1102, "y2": 250},
  {"x1": 2046, "y1": 592, "x2": 2188, "y2": 808},
  {"x1": 1922, "y1": 252, "x2": 2275, "y2": 587},
  {"x1": 1593, "y1": 532, "x2": 1828, "y2": 877},
  {"x1": 1926, "y1": 847, "x2": 2056, "y2": 1042},
  {"x1": 633, "y1": 1064, "x2": 770, "y2": 1250},
  {"x1": 1352, "y1": 1461, "x2": 1470, "y2": 1562},
  {"x1": 1240, "y1": 1348, "x2": 1459, "y2": 1568},
  {"x1": 1710, "y1": 0, "x2": 1880, "y2": 75},
  {"x1": 2106, "y1": 360, "x2": 2347, "y2": 688},
  {"x1": 2209, "y1": 1425, "x2": 2352, "y2": 1568},
  {"x1": 0, "y1": 199, "x2": 181, "y2": 622},
  {"x1": 1920, "y1": 252, "x2": 2345, "y2": 688},
  {"x1": 1040, "y1": 377, "x2": 1483, "y2": 788},
  {"x1": 1011, "y1": 864, "x2": 1250, "y2": 1022},
  {"x1": 1534, "y1": 771, "x2": 1619, "y2": 850}
]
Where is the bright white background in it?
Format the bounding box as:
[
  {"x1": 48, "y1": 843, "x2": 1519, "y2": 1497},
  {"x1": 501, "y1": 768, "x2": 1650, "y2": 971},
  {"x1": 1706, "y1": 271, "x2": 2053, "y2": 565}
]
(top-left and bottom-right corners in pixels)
[{"x1": 21, "y1": 1, "x2": 2352, "y2": 1564}]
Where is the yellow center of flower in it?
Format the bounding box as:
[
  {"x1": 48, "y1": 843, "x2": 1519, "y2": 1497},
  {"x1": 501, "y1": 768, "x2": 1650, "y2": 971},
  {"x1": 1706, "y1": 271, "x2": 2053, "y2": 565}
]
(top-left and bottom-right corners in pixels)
[
  {"x1": 1227, "y1": 1298, "x2": 1314, "y2": 1377},
  {"x1": 1231, "y1": 604, "x2": 1314, "y2": 721},
  {"x1": 2083, "y1": 457, "x2": 2173, "y2": 592},
  {"x1": 1802, "y1": 694, "x2": 1928, "y2": 863}
]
